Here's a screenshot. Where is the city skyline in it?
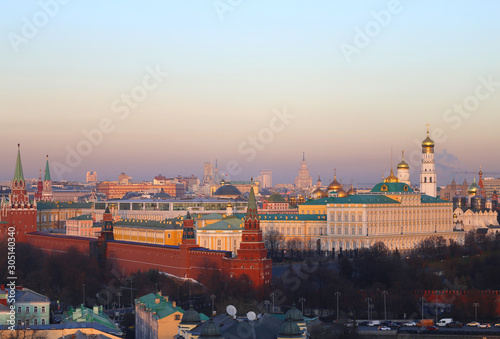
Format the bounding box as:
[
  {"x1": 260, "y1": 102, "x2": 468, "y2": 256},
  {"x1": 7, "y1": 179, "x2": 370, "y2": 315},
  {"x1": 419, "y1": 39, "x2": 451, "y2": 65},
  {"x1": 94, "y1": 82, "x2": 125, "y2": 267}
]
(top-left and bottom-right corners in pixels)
[{"x1": 2, "y1": 1, "x2": 500, "y2": 185}]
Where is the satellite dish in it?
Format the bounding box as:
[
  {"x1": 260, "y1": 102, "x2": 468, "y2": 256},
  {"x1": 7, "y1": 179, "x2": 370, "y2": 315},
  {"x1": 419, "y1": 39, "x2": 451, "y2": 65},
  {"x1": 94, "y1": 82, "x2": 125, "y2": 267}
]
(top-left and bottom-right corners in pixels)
[
  {"x1": 247, "y1": 311, "x2": 257, "y2": 321},
  {"x1": 226, "y1": 305, "x2": 237, "y2": 317}
]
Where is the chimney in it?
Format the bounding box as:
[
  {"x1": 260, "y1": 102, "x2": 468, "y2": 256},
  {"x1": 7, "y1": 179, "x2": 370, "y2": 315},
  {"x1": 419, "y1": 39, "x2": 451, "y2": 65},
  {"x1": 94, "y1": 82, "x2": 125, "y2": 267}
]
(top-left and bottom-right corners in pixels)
[
  {"x1": 93, "y1": 306, "x2": 99, "y2": 315},
  {"x1": 172, "y1": 301, "x2": 176, "y2": 308},
  {"x1": 165, "y1": 296, "x2": 169, "y2": 302},
  {"x1": 155, "y1": 298, "x2": 160, "y2": 304}
]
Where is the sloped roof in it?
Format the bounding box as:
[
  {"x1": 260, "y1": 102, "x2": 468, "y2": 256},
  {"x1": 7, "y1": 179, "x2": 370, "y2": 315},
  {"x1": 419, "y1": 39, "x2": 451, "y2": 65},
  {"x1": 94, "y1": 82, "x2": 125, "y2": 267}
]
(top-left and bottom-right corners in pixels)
[
  {"x1": 135, "y1": 293, "x2": 185, "y2": 320},
  {"x1": 200, "y1": 216, "x2": 244, "y2": 231}
]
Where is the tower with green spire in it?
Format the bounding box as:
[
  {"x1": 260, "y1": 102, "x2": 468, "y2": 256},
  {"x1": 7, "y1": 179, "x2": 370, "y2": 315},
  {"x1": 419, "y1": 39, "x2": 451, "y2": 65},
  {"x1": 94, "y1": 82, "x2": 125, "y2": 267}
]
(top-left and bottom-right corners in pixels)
[
  {"x1": 229, "y1": 179, "x2": 272, "y2": 290},
  {"x1": 42, "y1": 155, "x2": 53, "y2": 201},
  {"x1": 13, "y1": 144, "x2": 24, "y2": 183},
  {"x1": 2, "y1": 144, "x2": 38, "y2": 242}
]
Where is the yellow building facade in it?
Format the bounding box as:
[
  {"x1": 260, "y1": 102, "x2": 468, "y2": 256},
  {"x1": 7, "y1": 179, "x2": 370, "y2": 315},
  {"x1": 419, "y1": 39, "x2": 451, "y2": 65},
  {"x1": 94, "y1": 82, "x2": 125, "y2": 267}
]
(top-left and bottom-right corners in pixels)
[
  {"x1": 37, "y1": 201, "x2": 91, "y2": 230},
  {"x1": 113, "y1": 219, "x2": 183, "y2": 246}
]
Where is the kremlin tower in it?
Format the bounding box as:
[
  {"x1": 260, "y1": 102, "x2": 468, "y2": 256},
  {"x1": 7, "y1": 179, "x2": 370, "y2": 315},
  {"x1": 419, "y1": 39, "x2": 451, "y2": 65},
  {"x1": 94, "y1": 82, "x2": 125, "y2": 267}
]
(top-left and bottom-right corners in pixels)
[
  {"x1": 420, "y1": 125, "x2": 437, "y2": 197},
  {"x1": 228, "y1": 182, "x2": 272, "y2": 289},
  {"x1": 42, "y1": 155, "x2": 53, "y2": 201},
  {"x1": 0, "y1": 145, "x2": 38, "y2": 242}
]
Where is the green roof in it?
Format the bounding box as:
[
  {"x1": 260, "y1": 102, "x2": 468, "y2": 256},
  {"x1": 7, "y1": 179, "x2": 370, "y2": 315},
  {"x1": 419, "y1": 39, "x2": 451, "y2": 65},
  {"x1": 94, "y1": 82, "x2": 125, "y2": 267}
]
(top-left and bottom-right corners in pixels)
[
  {"x1": 68, "y1": 214, "x2": 94, "y2": 220},
  {"x1": 201, "y1": 216, "x2": 244, "y2": 230},
  {"x1": 37, "y1": 201, "x2": 92, "y2": 210},
  {"x1": 301, "y1": 197, "x2": 335, "y2": 206},
  {"x1": 260, "y1": 214, "x2": 327, "y2": 221},
  {"x1": 233, "y1": 213, "x2": 327, "y2": 221},
  {"x1": 268, "y1": 193, "x2": 287, "y2": 203},
  {"x1": 44, "y1": 156, "x2": 51, "y2": 181},
  {"x1": 328, "y1": 195, "x2": 400, "y2": 204},
  {"x1": 371, "y1": 182, "x2": 413, "y2": 193},
  {"x1": 64, "y1": 305, "x2": 120, "y2": 332},
  {"x1": 115, "y1": 219, "x2": 182, "y2": 230},
  {"x1": 197, "y1": 213, "x2": 224, "y2": 220},
  {"x1": 13, "y1": 145, "x2": 24, "y2": 181},
  {"x1": 135, "y1": 293, "x2": 187, "y2": 320},
  {"x1": 421, "y1": 195, "x2": 451, "y2": 204}
]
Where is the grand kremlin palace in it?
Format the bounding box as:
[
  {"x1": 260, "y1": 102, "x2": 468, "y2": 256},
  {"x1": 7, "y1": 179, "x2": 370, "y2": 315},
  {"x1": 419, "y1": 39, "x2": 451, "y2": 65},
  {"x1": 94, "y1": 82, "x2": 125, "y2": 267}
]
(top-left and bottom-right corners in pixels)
[{"x1": 197, "y1": 128, "x2": 465, "y2": 253}]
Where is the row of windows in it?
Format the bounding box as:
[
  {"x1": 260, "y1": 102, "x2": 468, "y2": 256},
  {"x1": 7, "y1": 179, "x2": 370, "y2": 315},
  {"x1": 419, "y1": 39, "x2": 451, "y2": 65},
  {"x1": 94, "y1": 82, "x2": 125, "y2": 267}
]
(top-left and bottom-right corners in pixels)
[
  {"x1": 17, "y1": 319, "x2": 46, "y2": 326},
  {"x1": 17, "y1": 306, "x2": 46, "y2": 313}
]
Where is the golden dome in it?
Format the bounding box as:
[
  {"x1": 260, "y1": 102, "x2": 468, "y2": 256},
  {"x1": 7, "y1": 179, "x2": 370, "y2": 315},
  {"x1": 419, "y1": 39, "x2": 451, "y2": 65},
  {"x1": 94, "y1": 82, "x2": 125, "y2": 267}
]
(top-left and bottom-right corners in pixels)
[
  {"x1": 422, "y1": 125, "x2": 435, "y2": 149},
  {"x1": 337, "y1": 188, "x2": 347, "y2": 198},
  {"x1": 397, "y1": 151, "x2": 409, "y2": 169},
  {"x1": 384, "y1": 169, "x2": 399, "y2": 183},
  {"x1": 312, "y1": 187, "x2": 327, "y2": 199},
  {"x1": 327, "y1": 169, "x2": 342, "y2": 192},
  {"x1": 468, "y1": 177, "x2": 479, "y2": 195},
  {"x1": 347, "y1": 185, "x2": 356, "y2": 196}
]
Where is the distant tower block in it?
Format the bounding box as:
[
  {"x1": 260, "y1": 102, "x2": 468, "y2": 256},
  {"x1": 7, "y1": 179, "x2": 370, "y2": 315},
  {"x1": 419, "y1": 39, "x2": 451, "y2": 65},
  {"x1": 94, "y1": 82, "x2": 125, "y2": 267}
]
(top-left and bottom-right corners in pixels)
[
  {"x1": 260, "y1": 170, "x2": 272, "y2": 188},
  {"x1": 420, "y1": 125, "x2": 437, "y2": 197},
  {"x1": 294, "y1": 152, "x2": 312, "y2": 189},
  {"x1": 397, "y1": 150, "x2": 410, "y2": 186},
  {"x1": 203, "y1": 162, "x2": 213, "y2": 185},
  {"x1": 86, "y1": 171, "x2": 97, "y2": 183}
]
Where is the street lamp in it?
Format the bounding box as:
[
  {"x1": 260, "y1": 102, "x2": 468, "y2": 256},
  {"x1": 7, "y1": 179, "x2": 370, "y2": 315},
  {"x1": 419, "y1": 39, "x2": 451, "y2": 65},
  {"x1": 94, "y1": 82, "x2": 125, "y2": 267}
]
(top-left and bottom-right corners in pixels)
[
  {"x1": 369, "y1": 305, "x2": 374, "y2": 321},
  {"x1": 210, "y1": 294, "x2": 216, "y2": 316},
  {"x1": 435, "y1": 291, "x2": 439, "y2": 323},
  {"x1": 335, "y1": 292, "x2": 341, "y2": 321},
  {"x1": 365, "y1": 298, "x2": 372, "y2": 320},
  {"x1": 473, "y1": 303, "x2": 479, "y2": 321},
  {"x1": 117, "y1": 292, "x2": 122, "y2": 310},
  {"x1": 299, "y1": 298, "x2": 305, "y2": 315},
  {"x1": 382, "y1": 291, "x2": 388, "y2": 321},
  {"x1": 270, "y1": 293, "x2": 276, "y2": 314},
  {"x1": 82, "y1": 284, "x2": 85, "y2": 307},
  {"x1": 420, "y1": 297, "x2": 426, "y2": 324}
]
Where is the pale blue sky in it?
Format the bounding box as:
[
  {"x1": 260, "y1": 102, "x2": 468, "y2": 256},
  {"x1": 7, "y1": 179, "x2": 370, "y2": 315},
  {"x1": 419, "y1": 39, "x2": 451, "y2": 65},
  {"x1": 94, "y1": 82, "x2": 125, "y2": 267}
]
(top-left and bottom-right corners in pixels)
[{"x1": 1, "y1": 0, "x2": 499, "y2": 185}]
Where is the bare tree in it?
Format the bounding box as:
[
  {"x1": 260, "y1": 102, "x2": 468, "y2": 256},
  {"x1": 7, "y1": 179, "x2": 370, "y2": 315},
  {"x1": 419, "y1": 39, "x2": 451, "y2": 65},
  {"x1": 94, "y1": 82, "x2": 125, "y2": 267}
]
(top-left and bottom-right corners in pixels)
[{"x1": 264, "y1": 230, "x2": 284, "y2": 257}]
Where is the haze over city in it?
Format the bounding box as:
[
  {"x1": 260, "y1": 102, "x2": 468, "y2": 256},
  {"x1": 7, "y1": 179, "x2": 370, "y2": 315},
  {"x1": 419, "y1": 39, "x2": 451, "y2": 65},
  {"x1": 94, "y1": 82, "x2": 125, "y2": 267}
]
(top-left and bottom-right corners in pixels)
[{"x1": 2, "y1": 0, "x2": 500, "y2": 185}]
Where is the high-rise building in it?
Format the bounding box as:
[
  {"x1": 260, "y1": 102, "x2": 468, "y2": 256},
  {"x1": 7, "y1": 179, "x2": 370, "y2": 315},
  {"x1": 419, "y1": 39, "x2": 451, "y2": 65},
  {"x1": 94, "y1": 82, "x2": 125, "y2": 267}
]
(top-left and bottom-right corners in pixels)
[
  {"x1": 203, "y1": 162, "x2": 213, "y2": 185},
  {"x1": 259, "y1": 170, "x2": 272, "y2": 188},
  {"x1": 86, "y1": 171, "x2": 97, "y2": 183},
  {"x1": 294, "y1": 153, "x2": 312, "y2": 189},
  {"x1": 420, "y1": 125, "x2": 437, "y2": 197}
]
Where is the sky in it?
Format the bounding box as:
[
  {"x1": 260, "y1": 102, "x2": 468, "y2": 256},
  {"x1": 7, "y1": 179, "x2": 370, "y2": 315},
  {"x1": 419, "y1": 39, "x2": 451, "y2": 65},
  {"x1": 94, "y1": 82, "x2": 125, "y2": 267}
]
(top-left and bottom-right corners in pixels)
[{"x1": 1, "y1": 0, "x2": 500, "y2": 186}]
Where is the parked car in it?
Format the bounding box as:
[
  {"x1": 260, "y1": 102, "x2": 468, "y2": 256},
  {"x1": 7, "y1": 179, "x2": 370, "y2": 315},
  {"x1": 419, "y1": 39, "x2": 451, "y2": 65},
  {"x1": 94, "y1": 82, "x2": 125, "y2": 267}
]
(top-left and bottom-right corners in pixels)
[
  {"x1": 467, "y1": 321, "x2": 480, "y2": 327},
  {"x1": 378, "y1": 326, "x2": 391, "y2": 331},
  {"x1": 478, "y1": 323, "x2": 491, "y2": 328},
  {"x1": 436, "y1": 318, "x2": 453, "y2": 327},
  {"x1": 495, "y1": 323, "x2": 500, "y2": 327},
  {"x1": 446, "y1": 321, "x2": 463, "y2": 328},
  {"x1": 426, "y1": 325, "x2": 439, "y2": 331},
  {"x1": 404, "y1": 321, "x2": 417, "y2": 327}
]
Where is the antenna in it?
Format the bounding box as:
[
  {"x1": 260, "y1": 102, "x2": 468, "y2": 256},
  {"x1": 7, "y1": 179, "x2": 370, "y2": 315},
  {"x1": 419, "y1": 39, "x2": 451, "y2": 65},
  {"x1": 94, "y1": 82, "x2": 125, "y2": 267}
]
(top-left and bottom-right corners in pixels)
[
  {"x1": 247, "y1": 311, "x2": 256, "y2": 321},
  {"x1": 226, "y1": 305, "x2": 237, "y2": 319}
]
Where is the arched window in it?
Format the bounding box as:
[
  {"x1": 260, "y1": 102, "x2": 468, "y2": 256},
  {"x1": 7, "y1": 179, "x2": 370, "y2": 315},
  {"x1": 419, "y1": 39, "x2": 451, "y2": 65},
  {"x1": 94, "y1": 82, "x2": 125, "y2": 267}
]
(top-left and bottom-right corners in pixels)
[
  {"x1": 430, "y1": 177, "x2": 432, "y2": 183},
  {"x1": 424, "y1": 177, "x2": 427, "y2": 183}
]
